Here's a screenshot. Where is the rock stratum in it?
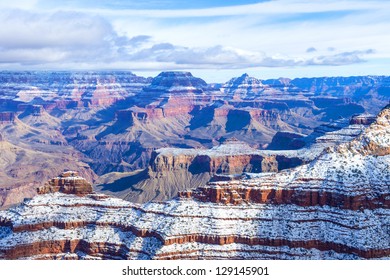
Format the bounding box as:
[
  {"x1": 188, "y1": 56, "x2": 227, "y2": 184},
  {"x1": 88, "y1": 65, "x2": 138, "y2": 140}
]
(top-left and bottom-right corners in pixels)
[{"x1": 0, "y1": 105, "x2": 389, "y2": 260}]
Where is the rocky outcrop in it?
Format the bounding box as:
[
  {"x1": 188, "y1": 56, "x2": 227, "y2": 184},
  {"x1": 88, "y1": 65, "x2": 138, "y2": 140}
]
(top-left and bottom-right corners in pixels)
[
  {"x1": 345, "y1": 106, "x2": 390, "y2": 156},
  {"x1": 116, "y1": 107, "x2": 165, "y2": 123},
  {"x1": 37, "y1": 171, "x2": 92, "y2": 196},
  {"x1": 17, "y1": 104, "x2": 44, "y2": 116}
]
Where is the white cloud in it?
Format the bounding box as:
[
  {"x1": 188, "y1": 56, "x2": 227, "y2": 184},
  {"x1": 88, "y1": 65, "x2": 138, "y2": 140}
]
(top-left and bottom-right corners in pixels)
[{"x1": 0, "y1": 0, "x2": 389, "y2": 81}]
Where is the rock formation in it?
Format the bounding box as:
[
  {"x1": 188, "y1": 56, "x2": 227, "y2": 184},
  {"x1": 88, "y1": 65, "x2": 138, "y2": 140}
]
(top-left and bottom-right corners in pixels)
[
  {"x1": 222, "y1": 73, "x2": 265, "y2": 99},
  {"x1": 37, "y1": 171, "x2": 92, "y2": 196},
  {"x1": 95, "y1": 139, "x2": 309, "y2": 203},
  {"x1": 1, "y1": 105, "x2": 388, "y2": 260},
  {"x1": 95, "y1": 115, "x2": 371, "y2": 204},
  {"x1": 267, "y1": 131, "x2": 306, "y2": 150},
  {"x1": 350, "y1": 114, "x2": 376, "y2": 125}
]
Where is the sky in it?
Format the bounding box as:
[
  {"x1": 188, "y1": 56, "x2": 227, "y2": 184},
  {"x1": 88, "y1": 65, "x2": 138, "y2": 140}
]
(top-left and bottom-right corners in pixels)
[{"x1": 0, "y1": 0, "x2": 389, "y2": 82}]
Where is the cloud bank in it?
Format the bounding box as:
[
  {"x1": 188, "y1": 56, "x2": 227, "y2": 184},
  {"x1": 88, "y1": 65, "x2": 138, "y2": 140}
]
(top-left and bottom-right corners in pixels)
[
  {"x1": 0, "y1": 0, "x2": 388, "y2": 80},
  {"x1": 0, "y1": 9, "x2": 375, "y2": 70}
]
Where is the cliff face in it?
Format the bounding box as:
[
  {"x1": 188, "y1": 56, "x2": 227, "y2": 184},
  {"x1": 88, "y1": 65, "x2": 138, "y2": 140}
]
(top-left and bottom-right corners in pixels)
[
  {"x1": 1, "y1": 106, "x2": 388, "y2": 260},
  {"x1": 94, "y1": 140, "x2": 306, "y2": 204},
  {"x1": 150, "y1": 142, "x2": 281, "y2": 174},
  {"x1": 37, "y1": 171, "x2": 92, "y2": 196},
  {"x1": 267, "y1": 131, "x2": 306, "y2": 150}
]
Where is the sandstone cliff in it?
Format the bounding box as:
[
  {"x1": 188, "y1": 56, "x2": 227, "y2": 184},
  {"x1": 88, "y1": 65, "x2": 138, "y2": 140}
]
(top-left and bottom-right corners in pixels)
[
  {"x1": 37, "y1": 171, "x2": 92, "y2": 196},
  {"x1": 95, "y1": 140, "x2": 310, "y2": 203}
]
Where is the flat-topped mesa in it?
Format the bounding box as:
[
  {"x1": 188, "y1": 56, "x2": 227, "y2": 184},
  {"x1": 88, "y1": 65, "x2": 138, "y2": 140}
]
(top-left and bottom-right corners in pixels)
[
  {"x1": 37, "y1": 171, "x2": 92, "y2": 196},
  {"x1": 150, "y1": 140, "x2": 281, "y2": 175},
  {"x1": 16, "y1": 104, "x2": 45, "y2": 116},
  {"x1": 145, "y1": 71, "x2": 207, "y2": 93}
]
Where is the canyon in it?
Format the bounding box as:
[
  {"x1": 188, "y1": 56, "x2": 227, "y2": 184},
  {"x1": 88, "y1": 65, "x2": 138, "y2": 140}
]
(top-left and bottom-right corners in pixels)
[
  {"x1": 0, "y1": 71, "x2": 389, "y2": 260},
  {"x1": 0, "y1": 104, "x2": 389, "y2": 260},
  {"x1": 1, "y1": 71, "x2": 389, "y2": 208}
]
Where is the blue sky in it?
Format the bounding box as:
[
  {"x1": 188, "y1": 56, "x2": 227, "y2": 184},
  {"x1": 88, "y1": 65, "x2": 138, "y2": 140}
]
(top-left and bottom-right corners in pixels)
[
  {"x1": 0, "y1": 0, "x2": 389, "y2": 82},
  {"x1": 39, "y1": 0, "x2": 265, "y2": 10}
]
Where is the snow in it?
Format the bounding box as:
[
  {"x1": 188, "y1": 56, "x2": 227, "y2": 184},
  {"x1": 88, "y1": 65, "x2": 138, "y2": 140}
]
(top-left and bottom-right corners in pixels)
[
  {"x1": 156, "y1": 142, "x2": 319, "y2": 162},
  {"x1": 0, "y1": 191, "x2": 389, "y2": 255},
  {"x1": 0, "y1": 109, "x2": 389, "y2": 259}
]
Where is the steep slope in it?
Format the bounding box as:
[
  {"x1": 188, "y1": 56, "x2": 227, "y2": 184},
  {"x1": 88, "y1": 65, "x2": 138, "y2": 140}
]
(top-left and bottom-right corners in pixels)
[
  {"x1": 0, "y1": 114, "x2": 96, "y2": 209},
  {"x1": 1, "y1": 105, "x2": 388, "y2": 260}
]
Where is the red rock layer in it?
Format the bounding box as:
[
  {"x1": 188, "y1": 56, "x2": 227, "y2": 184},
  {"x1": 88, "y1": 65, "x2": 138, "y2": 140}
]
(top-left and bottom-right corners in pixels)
[
  {"x1": 150, "y1": 152, "x2": 282, "y2": 175},
  {"x1": 162, "y1": 95, "x2": 196, "y2": 117},
  {"x1": 37, "y1": 171, "x2": 92, "y2": 196},
  {"x1": 1, "y1": 220, "x2": 389, "y2": 260},
  {"x1": 179, "y1": 183, "x2": 390, "y2": 210}
]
